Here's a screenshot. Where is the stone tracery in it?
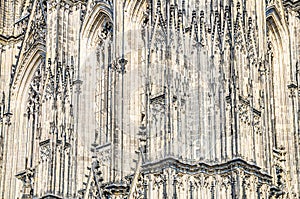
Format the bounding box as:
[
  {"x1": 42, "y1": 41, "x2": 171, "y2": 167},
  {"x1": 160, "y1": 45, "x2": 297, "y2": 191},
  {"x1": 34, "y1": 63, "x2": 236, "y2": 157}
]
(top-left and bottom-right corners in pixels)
[{"x1": 0, "y1": 0, "x2": 300, "y2": 198}]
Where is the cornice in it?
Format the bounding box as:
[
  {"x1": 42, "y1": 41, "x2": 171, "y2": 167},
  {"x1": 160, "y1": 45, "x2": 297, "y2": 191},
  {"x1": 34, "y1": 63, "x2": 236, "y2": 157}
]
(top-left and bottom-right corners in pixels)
[
  {"x1": 283, "y1": 0, "x2": 300, "y2": 11},
  {"x1": 0, "y1": 34, "x2": 24, "y2": 45},
  {"x1": 142, "y1": 157, "x2": 272, "y2": 183}
]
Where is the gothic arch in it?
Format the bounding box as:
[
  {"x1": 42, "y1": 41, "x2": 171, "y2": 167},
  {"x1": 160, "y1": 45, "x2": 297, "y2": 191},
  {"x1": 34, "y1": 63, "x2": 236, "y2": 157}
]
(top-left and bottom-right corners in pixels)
[
  {"x1": 81, "y1": 3, "x2": 113, "y2": 47},
  {"x1": 11, "y1": 43, "x2": 76, "y2": 197},
  {"x1": 266, "y1": 1, "x2": 290, "y2": 63},
  {"x1": 14, "y1": 48, "x2": 45, "y2": 160},
  {"x1": 265, "y1": 7, "x2": 297, "y2": 194},
  {"x1": 5, "y1": 48, "x2": 45, "y2": 199},
  {"x1": 266, "y1": 12, "x2": 286, "y2": 49},
  {"x1": 79, "y1": 2, "x2": 117, "y2": 185},
  {"x1": 266, "y1": 9, "x2": 291, "y2": 148},
  {"x1": 11, "y1": 0, "x2": 47, "y2": 95},
  {"x1": 266, "y1": 13, "x2": 286, "y2": 77},
  {"x1": 125, "y1": 0, "x2": 147, "y2": 25},
  {"x1": 13, "y1": 47, "x2": 45, "y2": 105}
]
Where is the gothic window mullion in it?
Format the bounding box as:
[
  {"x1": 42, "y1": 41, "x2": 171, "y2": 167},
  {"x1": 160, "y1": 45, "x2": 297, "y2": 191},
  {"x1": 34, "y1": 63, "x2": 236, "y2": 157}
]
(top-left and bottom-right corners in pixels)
[
  {"x1": 95, "y1": 20, "x2": 113, "y2": 146},
  {"x1": 26, "y1": 68, "x2": 42, "y2": 168}
]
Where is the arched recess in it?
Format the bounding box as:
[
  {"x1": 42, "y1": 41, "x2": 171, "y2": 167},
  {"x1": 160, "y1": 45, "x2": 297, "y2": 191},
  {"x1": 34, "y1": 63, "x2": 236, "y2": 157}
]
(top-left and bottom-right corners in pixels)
[
  {"x1": 80, "y1": 1, "x2": 148, "y2": 184},
  {"x1": 80, "y1": 4, "x2": 115, "y2": 183},
  {"x1": 81, "y1": 3, "x2": 113, "y2": 47},
  {"x1": 265, "y1": 8, "x2": 300, "y2": 194},
  {"x1": 9, "y1": 39, "x2": 76, "y2": 197},
  {"x1": 80, "y1": 2, "x2": 114, "y2": 142},
  {"x1": 5, "y1": 47, "x2": 45, "y2": 198},
  {"x1": 266, "y1": 9, "x2": 290, "y2": 148},
  {"x1": 125, "y1": 0, "x2": 147, "y2": 25}
]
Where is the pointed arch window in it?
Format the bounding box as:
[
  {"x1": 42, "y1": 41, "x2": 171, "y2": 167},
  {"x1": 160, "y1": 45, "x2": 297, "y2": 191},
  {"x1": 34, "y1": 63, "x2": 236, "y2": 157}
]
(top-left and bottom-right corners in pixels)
[{"x1": 95, "y1": 20, "x2": 114, "y2": 145}]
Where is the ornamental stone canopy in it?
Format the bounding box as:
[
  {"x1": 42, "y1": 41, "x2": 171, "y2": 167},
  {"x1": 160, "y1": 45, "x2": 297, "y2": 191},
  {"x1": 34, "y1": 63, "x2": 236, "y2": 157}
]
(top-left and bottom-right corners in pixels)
[{"x1": 0, "y1": 0, "x2": 300, "y2": 198}]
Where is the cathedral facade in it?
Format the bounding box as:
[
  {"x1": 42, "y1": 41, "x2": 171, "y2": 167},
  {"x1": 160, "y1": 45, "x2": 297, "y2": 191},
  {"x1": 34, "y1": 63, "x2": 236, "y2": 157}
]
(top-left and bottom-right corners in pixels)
[{"x1": 0, "y1": 0, "x2": 300, "y2": 198}]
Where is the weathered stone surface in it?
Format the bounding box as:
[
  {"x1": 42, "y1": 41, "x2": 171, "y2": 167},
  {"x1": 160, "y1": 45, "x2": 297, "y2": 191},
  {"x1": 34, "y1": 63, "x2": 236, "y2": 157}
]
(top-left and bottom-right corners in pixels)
[{"x1": 0, "y1": 0, "x2": 300, "y2": 198}]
